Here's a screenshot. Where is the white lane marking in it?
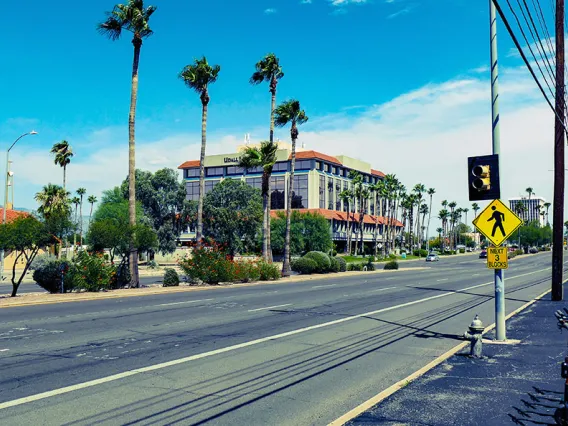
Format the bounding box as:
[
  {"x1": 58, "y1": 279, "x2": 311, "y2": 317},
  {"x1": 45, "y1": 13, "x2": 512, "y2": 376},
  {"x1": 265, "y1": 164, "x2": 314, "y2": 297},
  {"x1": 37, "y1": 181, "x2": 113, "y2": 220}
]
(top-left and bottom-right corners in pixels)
[
  {"x1": 311, "y1": 284, "x2": 337, "y2": 289},
  {"x1": 366, "y1": 287, "x2": 397, "y2": 293},
  {"x1": 157, "y1": 299, "x2": 213, "y2": 307},
  {"x1": 0, "y1": 266, "x2": 551, "y2": 411},
  {"x1": 472, "y1": 274, "x2": 480, "y2": 277},
  {"x1": 437, "y1": 279, "x2": 448, "y2": 282},
  {"x1": 0, "y1": 349, "x2": 9, "y2": 352},
  {"x1": 247, "y1": 304, "x2": 292, "y2": 312}
]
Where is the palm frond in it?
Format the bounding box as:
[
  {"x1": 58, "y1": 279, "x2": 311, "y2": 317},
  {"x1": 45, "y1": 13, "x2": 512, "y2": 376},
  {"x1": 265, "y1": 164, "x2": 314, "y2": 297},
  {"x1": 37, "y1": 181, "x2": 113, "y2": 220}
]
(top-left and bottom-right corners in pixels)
[
  {"x1": 238, "y1": 147, "x2": 262, "y2": 170},
  {"x1": 97, "y1": 16, "x2": 123, "y2": 40},
  {"x1": 179, "y1": 57, "x2": 221, "y2": 93},
  {"x1": 250, "y1": 53, "x2": 284, "y2": 85},
  {"x1": 98, "y1": 1, "x2": 156, "y2": 40}
]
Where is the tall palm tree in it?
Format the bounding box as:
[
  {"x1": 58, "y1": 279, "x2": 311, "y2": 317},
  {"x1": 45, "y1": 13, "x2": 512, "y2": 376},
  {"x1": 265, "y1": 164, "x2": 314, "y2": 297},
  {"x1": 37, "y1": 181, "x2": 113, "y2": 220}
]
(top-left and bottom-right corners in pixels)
[
  {"x1": 438, "y1": 209, "x2": 450, "y2": 251},
  {"x1": 88, "y1": 195, "x2": 98, "y2": 225},
  {"x1": 71, "y1": 196, "x2": 81, "y2": 250},
  {"x1": 238, "y1": 141, "x2": 278, "y2": 261},
  {"x1": 370, "y1": 180, "x2": 386, "y2": 256},
  {"x1": 544, "y1": 202, "x2": 551, "y2": 225},
  {"x1": 250, "y1": 53, "x2": 284, "y2": 261},
  {"x1": 339, "y1": 189, "x2": 353, "y2": 254},
  {"x1": 526, "y1": 187, "x2": 534, "y2": 201},
  {"x1": 413, "y1": 184, "x2": 426, "y2": 249},
  {"x1": 179, "y1": 57, "x2": 221, "y2": 248},
  {"x1": 275, "y1": 99, "x2": 308, "y2": 276},
  {"x1": 99, "y1": 0, "x2": 157, "y2": 287},
  {"x1": 425, "y1": 188, "x2": 435, "y2": 252},
  {"x1": 76, "y1": 188, "x2": 87, "y2": 246},
  {"x1": 420, "y1": 203, "x2": 429, "y2": 244},
  {"x1": 436, "y1": 227, "x2": 443, "y2": 249},
  {"x1": 448, "y1": 201, "x2": 457, "y2": 249},
  {"x1": 50, "y1": 141, "x2": 73, "y2": 190}
]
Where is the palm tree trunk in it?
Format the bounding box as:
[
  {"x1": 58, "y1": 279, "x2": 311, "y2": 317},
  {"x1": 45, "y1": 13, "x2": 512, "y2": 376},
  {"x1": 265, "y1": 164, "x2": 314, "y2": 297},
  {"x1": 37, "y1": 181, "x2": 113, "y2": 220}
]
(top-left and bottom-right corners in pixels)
[
  {"x1": 261, "y1": 170, "x2": 270, "y2": 261},
  {"x1": 282, "y1": 125, "x2": 297, "y2": 276},
  {"x1": 79, "y1": 198, "x2": 84, "y2": 246},
  {"x1": 196, "y1": 95, "x2": 209, "y2": 249},
  {"x1": 345, "y1": 208, "x2": 351, "y2": 254},
  {"x1": 426, "y1": 195, "x2": 433, "y2": 252},
  {"x1": 63, "y1": 165, "x2": 67, "y2": 190},
  {"x1": 89, "y1": 203, "x2": 94, "y2": 225},
  {"x1": 266, "y1": 84, "x2": 277, "y2": 263},
  {"x1": 128, "y1": 38, "x2": 142, "y2": 288}
]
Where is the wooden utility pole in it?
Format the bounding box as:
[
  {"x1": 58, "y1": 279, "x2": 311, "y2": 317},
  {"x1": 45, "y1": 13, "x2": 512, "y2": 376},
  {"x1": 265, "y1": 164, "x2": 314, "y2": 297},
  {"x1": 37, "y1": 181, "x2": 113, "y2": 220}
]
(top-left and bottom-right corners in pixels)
[{"x1": 552, "y1": 0, "x2": 565, "y2": 301}]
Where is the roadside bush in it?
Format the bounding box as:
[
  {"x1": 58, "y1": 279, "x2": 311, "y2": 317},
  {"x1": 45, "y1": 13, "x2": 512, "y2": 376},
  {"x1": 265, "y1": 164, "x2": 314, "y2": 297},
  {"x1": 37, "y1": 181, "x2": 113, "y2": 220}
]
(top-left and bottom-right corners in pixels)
[
  {"x1": 508, "y1": 252, "x2": 517, "y2": 260},
  {"x1": 234, "y1": 260, "x2": 261, "y2": 283},
  {"x1": 147, "y1": 260, "x2": 159, "y2": 269},
  {"x1": 366, "y1": 258, "x2": 376, "y2": 271},
  {"x1": 514, "y1": 249, "x2": 524, "y2": 256},
  {"x1": 304, "y1": 251, "x2": 332, "y2": 273},
  {"x1": 163, "y1": 268, "x2": 180, "y2": 287},
  {"x1": 329, "y1": 257, "x2": 340, "y2": 273},
  {"x1": 68, "y1": 251, "x2": 116, "y2": 292},
  {"x1": 33, "y1": 260, "x2": 76, "y2": 293},
  {"x1": 336, "y1": 257, "x2": 347, "y2": 272},
  {"x1": 384, "y1": 260, "x2": 399, "y2": 270},
  {"x1": 331, "y1": 250, "x2": 337, "y2": 257},
  {"x1": 178, "y1": 243, "x2": 234, "y2": 285},
  {"x1": 389, "y1": 254, "x2": 397, "y2": 260},
  {"x1": 30, "y1": 253, "x2": 57, "y2": 271},
  {"x1": 292, "y1": 257, "x2": 318, "y2": 275},
  {"x1": 545, "y1": 246, "x2": 551, "y2": 251},
  {"x1": 258, "y1": 261, "x2": 280, "y2": 281},
  {"x1": 412, "y1": 249, "x2": 429, "y2": 257},
  {"x1": 348, "y1": 263, "x2": 364, "y2": 271},
  {"x1": 459, "y1": 248, "x2": 466, "y2": 254}
]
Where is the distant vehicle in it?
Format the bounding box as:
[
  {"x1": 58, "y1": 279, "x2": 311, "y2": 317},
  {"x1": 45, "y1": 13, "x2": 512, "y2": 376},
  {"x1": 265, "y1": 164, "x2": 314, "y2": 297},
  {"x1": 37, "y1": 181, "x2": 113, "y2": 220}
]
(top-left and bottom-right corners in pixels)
[
  {"x1": 425, "y1": 253, "x2": 440, "y2": 262},
  {"x1": 479, "y1": 250, "x2": 488, "y2": 259},
  {"x1": 529, "y1": 247, "x2": 539, "y2": 254},
  {"x1": 466, "y1": 247, "x2": 473, "y2": 252}
]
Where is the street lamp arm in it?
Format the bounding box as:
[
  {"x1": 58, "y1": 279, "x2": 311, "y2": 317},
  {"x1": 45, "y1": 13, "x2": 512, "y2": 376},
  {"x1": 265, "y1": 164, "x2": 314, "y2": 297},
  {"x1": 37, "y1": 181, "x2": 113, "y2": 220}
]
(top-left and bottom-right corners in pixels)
[{"x1": 7, "y1": 131, "x2": 37, "y2": 153}]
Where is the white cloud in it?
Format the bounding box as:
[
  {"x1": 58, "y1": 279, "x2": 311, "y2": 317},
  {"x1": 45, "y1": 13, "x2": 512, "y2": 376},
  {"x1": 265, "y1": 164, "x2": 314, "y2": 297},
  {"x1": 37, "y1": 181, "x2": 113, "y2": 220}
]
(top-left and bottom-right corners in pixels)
[
  {"x1": 329, "y1": 0, "x2": 368, "y2": 6},
  {"x1": 301, "y1": 0, "x2": 313, "y2": 3},
  {"x1": 264, "y1": 8, "x2": 277, "y2": 14},
  {"x1": 387, "y1": 6, "x2": 412, "y2": 18}
]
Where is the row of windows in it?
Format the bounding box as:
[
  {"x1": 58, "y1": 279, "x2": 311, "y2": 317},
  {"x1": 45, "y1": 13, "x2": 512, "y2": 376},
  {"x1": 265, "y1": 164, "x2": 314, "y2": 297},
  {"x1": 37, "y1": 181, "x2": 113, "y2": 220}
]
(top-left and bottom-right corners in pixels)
[
  {"x1": 315, "y1": 161, "x2": 380, "y2": 184},
  {"x1": 185, "y1": 175, "x2": 308, "y2": 209}
]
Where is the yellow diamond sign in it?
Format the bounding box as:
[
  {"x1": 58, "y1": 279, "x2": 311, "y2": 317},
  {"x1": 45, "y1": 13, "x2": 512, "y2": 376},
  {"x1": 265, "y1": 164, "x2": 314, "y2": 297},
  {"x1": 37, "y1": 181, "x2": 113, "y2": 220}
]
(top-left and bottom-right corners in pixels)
[{"x1": 472, "y1": 199, "x2": 523, "y2": 247}]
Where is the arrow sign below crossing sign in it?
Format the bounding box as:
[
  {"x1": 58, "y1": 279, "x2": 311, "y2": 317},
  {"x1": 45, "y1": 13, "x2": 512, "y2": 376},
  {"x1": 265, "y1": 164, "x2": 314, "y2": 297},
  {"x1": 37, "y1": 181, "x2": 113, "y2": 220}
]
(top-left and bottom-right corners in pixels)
[{"x1": 472, "y1": 199, "x2": 523, "y2": 247}]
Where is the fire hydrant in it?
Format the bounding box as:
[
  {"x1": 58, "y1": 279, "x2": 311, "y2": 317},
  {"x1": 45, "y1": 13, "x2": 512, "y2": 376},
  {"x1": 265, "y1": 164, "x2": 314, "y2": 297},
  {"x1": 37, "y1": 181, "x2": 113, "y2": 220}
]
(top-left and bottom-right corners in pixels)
[{"x1": 464, "y1": 314, "x2": 484, "y2": 358}]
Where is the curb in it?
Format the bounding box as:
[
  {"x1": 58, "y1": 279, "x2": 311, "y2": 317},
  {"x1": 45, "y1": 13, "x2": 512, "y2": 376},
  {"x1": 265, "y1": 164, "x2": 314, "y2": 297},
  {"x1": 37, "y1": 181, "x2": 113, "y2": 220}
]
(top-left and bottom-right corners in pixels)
[
  {"x1": 0, "y1": 267, "x2": 430, "y2": 309},
  {"x1": 327, "y1": 284, "x2": 555, "y2": 426}
]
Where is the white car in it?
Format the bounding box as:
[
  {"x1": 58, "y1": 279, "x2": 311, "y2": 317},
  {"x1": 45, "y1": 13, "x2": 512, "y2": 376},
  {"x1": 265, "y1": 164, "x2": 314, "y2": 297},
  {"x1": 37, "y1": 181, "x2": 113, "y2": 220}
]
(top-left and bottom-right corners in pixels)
[{"x1": 425, "y1": 253, "x2": 440, "y2": 262}]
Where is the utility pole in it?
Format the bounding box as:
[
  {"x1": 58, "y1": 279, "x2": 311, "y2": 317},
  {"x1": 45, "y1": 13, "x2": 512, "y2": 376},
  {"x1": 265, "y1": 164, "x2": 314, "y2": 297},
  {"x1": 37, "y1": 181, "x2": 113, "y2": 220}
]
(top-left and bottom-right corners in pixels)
[
  {"x1": 552, "y1": 0, "x2": 565, "y2": 301},
  {"x1": 490, "y1": 0, "x2": 506, "y2": 340}
]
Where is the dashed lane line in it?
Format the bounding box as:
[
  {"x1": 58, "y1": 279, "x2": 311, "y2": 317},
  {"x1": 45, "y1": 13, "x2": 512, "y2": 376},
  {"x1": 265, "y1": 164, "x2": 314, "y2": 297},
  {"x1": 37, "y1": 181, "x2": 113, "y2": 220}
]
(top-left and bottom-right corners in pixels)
[{"x1": 247, "y1": 304, "x2": 292, "y2": 312}]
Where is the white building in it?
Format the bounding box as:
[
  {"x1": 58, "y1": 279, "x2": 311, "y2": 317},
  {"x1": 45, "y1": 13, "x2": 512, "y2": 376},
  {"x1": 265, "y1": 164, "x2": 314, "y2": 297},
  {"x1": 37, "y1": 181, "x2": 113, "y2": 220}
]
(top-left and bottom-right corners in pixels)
[{"x1": 508, "y1": 196, "x2": 548, "y2": 227}]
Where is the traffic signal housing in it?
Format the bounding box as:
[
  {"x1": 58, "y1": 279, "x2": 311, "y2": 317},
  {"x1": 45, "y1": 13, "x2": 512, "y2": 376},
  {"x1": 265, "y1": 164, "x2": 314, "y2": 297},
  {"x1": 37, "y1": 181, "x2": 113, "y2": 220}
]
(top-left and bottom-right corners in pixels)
[{"x1": 468, "y1": 154, "x2": 500, "y2": 201}]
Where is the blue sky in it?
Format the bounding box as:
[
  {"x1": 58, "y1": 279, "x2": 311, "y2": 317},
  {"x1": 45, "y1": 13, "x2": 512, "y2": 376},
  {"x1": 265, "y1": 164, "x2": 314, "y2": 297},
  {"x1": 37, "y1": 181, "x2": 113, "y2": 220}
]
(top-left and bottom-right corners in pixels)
[{"x1": 0, "y1": 0, "x2": 561, "y2": 224}]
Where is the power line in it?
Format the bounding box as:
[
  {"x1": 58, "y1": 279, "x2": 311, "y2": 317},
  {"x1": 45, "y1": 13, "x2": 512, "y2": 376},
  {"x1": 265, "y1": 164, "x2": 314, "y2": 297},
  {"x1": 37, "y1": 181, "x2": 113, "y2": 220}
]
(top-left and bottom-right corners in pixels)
[{"x1": 491, "y1": 0, "x2": 568, "y2": 135}]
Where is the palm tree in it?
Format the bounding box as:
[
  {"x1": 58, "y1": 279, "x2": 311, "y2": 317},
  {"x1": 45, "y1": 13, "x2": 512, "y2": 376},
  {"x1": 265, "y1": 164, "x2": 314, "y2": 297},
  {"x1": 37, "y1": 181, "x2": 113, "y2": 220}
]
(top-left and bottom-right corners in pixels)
[
  {"x1": 436, "y1": 227, "x2": 443, "y2": 250},
  {"x1": 88, "y1": 195, "x2": 98, "y2": 224},
  {"x1": 238, "y1": 141, "x2": 278, "y2": 261},
  {"x1": 179, "y1": 57, "x2": 221, "y2": 248},
  {"x1": 420, "y1": 203, "x2": 429, "y2": 244},
  {"x1": 50, "y1": 141, "x2": 73, "y2": 190},
  {"x1": 448, "y1": 201, "x2": 457, "y2": 249},
  {"x1": 35, "y1": 184, "x2": 70, "y2": 259},
  {"x1": 250, "y1": 53, "x2": 284, "y2": 261},
  {"x1": 76, "y1": 188, "x2": 87, "y2": 246},
  {"x1": 99, "y1": 0, "x2": 157, "y2": 287},
  {"x1": 526, "y1": 187, "x2": 534, "y2": 201},
  {"x1": 544, "y1": 202, "x2": 551, "y2": 225},
  {"x1": 339, "y1": 189, "x2": 353, "y2": 254},
  {"x1": 370, "y1": 180, "x2": 386, "y2": 256},
  {"x1": 275, "y1": 99, "x2": 308, "y2": 276},
  {"x1": 438, "y1": 209, "x2": 450, "y2": 251},
  {"x1": 471, "y1": 203, "x2": 480, "y2": 217},
  {"x1": 413, "y1": 184, "x2": 426, "y2": 249},
  {"x1": 71, "y1": 197, "x2": 81, "y2": 227},
  {"x1": 425, "y1": 188, "x2": 435, "y2": 251}
]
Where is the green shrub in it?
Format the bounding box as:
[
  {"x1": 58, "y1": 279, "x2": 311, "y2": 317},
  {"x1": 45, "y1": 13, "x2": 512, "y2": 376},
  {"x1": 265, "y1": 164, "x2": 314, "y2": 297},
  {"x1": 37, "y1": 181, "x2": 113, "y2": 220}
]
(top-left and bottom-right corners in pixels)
[
  {"x1": 412, "y1": 249, "x2": 429, "y2": 257},
  {"x1": 329, "y1": 257, "x2": 340, "y2": 273},
  {"x1": 508, "y1": 252, "x2": 516, "y2": 259},
  {"x1": 68, "y1": 251, "x2": 116, "y2": 292},
  {"x1": 336, "y1": 257, "x2": 347, "y2": 272},
  {"x1": 303, "y1": 251, "x2": 332, "y2": 273},
  {"x1": 389, "y1": 254, "x2": 397, "y2": 260},
  {"x1": 348, "y1": 263, "x2": 363, "y2": 271},
  {"x1": 545, "y1": 246, "x2": 551, "y2": 251},
  {"x1": 514, "y1": 249, "x2": 524, "y2": 256},
  {"x1": 30, "y1": 253, "x2": 57, "y2": 271},
  {"x1": 367, "y1": 256, "x2": 376, "y2": 263},
  {"x1": 291, "y1": 257, "x2": 318, "y2": 275},
  {"x1": 33, "y1": 260, "x2": 76, "y2": 293},
  {"x1": 366, "y1": 258, "x2": 376, "y2": 271},
  {"x1": 384, "y1": 260, "x2": 399, "y2": 270},
  {"x1": 459, "y1": 248, "x2": 466, "y2": 254},
  {"x1": 331, "y1": 250, "x2": 337, "y2": 257},
  {"x1": 163, "y1": 268, "x2": 180, "y2": 287},
  {"x1": 258, "y1": 261, "x2": 280, "y2": 281},
  {"x1": 178, "y1": 243, "x2": 235, "y2": 285},
  {"x1": 234, "y1": 260, "x2": 261, "y2": 283},
  {"x1": 147, "y1": 260, "x2": 159, "y2": 269}
]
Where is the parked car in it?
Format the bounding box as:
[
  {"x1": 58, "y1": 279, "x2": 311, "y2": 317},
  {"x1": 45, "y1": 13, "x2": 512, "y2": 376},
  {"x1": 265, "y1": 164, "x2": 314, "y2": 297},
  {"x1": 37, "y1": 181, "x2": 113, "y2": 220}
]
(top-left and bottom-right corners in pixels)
[
  {"x1": 479, "y1": 250, "x2": 488, "y2": 259},
  {"x1": 529, "y1": 247, "x2": 539, "y2": 254},
  {"x1": 425, "y1": 253, "x2": 440, "y2": 262}
]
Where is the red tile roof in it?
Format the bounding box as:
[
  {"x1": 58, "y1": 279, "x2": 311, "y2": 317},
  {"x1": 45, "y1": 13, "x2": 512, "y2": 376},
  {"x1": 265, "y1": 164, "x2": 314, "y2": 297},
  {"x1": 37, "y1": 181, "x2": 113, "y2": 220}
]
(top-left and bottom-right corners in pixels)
[
  {"x1": 270, "y1": 208, "x2": 403, "y2": 227},
  {"x1": 293, "y1": 150, "x2": 342, "y2": 166},
  {"x1": 178, "y1": 160, "x2": 200, "y2": 169},
  {"x1": 0, "y1": 208, "x2": 29, "y2": 223},
  {"x1": 371, "y1": 169, "x2": 385, "y2": 178}
]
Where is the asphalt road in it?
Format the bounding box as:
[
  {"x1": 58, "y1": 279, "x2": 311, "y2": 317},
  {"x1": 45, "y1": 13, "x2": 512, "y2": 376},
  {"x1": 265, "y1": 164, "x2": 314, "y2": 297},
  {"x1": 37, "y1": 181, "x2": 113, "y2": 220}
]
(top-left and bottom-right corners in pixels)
[{"x1": 0, "y1": 252, "x2": 561, "y2": 425}]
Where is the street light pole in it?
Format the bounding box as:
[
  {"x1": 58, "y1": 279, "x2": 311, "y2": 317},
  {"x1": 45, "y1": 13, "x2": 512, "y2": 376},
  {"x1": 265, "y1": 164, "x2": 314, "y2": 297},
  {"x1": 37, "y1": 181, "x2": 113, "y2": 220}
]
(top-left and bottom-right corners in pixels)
[{"x1": 0, "y1": 131, "x2": 38, "y2": 281}]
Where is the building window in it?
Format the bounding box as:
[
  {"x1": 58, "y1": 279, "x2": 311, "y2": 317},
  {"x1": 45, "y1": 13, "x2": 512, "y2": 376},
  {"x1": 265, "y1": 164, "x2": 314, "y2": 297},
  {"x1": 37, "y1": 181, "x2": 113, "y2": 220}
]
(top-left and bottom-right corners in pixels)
[
  {"x1": 295, "y1": 160, "x2": 312, "y2": 170},
  {"x1": 319, "y1": 175, "x2": 326, "y2": 209},
  {"x1": 206, "y1": 167, "x2": 224, "y2": 177},
  {"x1": 316, "y1": 161, "x2": 322, "y2": 170},
  {"x1": 205, "y1": 180, "x2": 219, "y2": 194},
  {"x1": 272, "y1": 162, "x2": 288, "y2": 172},
  {"x1": 328, "y1": 179, "x2": 334, "y2": 210},
  {"x1": 293, "y1": 175, "x2": 309, "y2": 209},
  {"x1": 246, "y1": 177, "x2": 262, "y2": 190},
  {"x1": 247, "y1": 166, "x2": 263, "y2": 174},
  {"x1": 271, "y1": 176, "x2": 285, "y2": 209},
  {"x1": 324, "y1": 163, "x2": 331, "y2": 173},
  {"x1": 343, "y1": 168, "x2": 349, "y2": 177},
  {"x1": 332, "y1": 166, "x2": 338, "y2": 175},
  {"x1": 186, "y1": 168, "x2": 200, "y2": 178},
  {"x1": 186, "y1": 181, "x2": 199, "y2": 201},
  {"x1": 226, "y1": 166, "x2": 244, "y2": 175}
]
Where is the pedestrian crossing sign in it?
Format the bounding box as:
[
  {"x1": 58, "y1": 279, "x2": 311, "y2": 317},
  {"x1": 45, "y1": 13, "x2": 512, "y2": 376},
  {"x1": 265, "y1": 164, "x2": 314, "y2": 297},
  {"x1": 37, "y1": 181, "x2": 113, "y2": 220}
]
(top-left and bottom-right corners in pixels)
[{"x1": 472, "y1": 199, "x2": 523, "y2": 247}]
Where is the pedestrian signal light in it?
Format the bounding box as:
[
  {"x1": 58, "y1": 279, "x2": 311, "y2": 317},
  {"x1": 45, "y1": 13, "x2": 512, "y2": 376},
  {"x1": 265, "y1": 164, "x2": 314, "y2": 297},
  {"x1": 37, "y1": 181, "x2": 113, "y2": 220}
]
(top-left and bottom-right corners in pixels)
[{"x1": 468, "y1": 154, "x2": 500, "y2": 201}]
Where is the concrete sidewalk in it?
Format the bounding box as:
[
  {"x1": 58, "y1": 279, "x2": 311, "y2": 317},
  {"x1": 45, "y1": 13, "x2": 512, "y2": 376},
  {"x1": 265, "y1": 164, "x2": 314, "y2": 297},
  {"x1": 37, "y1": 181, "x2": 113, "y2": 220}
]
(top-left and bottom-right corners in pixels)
[{"x1": 346, "y1": 294, "x2": 568, "y2": 426}]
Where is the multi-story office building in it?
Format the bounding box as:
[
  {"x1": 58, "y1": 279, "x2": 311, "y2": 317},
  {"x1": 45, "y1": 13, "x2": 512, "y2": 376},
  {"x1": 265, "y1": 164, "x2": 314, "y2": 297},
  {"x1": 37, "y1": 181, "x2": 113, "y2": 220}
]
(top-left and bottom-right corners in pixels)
[
  {"x1": 178, "y1": 142, "x2": 403, "y2": 250},
  {"x1": 508, "y1": 196, "x2": 547, "y2": 227}
]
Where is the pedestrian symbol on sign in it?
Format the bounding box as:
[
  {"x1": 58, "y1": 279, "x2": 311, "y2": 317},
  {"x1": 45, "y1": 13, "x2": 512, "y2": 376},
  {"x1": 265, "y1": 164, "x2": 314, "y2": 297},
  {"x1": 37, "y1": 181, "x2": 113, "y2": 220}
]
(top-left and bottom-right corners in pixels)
[{"x1": 488, "y1": 206, "x2": 505, "y2": 237}]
